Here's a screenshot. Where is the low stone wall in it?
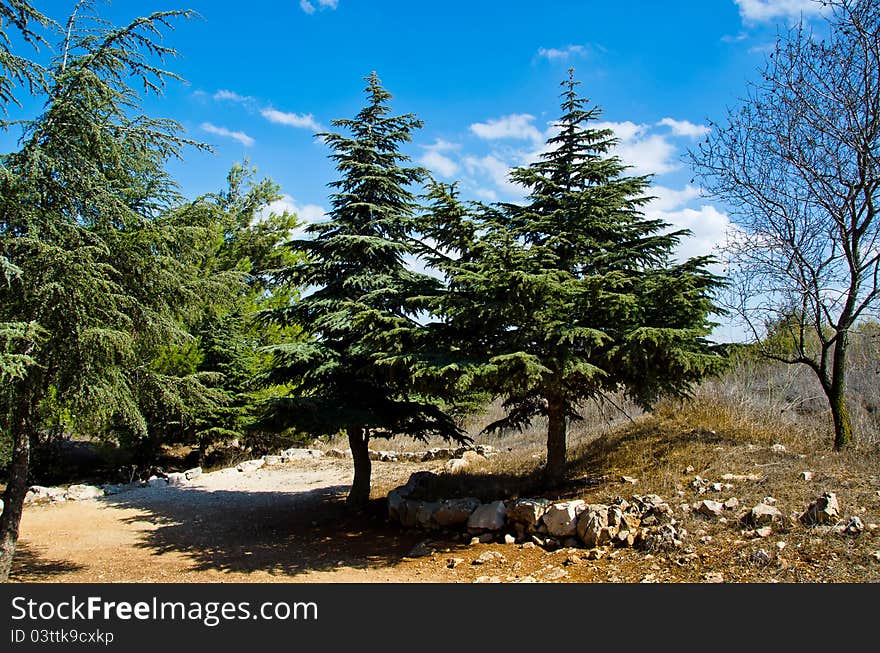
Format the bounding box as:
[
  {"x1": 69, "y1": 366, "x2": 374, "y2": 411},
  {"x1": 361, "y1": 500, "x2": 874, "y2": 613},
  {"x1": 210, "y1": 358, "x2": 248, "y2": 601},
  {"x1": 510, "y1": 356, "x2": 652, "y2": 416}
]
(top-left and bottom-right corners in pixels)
[
  {"x1": 386, "y1": 472, "x2": 871, "y2": 553},
  {"x1": 12, "y1": 444, "x2": 496, "y2": 510},
  {"x1": 387, "y1": 471, "x2": 687, "y2": 552}
]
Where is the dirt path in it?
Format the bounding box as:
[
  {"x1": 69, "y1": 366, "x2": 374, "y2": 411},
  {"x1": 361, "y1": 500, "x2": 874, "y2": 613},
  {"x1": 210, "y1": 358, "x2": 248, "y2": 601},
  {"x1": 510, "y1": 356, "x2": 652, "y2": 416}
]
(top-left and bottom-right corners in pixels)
[
  {"x1": 12, "y1": 458, "x2": 445, "y2": 583},
  {"x1": 15, "y1": 450, "x2": 876, "y2": 584}
]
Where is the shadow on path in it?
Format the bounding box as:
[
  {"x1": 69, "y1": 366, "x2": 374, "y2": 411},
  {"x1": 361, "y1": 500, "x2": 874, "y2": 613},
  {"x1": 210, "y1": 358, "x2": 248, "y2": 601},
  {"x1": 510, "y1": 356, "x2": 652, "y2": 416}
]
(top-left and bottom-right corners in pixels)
[
  {"x1": 10, "y1": 542, "x2": 85, "y2": 581},
  {"x1": 100, "y1": 484, "x2": 431, "y2": 578}
]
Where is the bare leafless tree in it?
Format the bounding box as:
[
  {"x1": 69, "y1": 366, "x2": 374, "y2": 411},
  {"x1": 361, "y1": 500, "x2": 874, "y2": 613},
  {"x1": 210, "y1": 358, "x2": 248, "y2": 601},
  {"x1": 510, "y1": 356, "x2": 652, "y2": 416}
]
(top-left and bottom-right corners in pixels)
[{"x1": 691, "y1": 0, "x2": 879, "y2": 450}]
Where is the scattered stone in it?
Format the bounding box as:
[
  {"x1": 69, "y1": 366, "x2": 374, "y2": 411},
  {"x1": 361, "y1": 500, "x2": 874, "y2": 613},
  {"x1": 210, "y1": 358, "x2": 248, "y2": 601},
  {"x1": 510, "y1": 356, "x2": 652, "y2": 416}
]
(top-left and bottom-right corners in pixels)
[
  {"x1": 542, "y1": 500, "x2": 586, "y2": 538},
  {"x1": 762, "y1": 496, "x2": 777, "y2": 506},
  {"x1": 281, "y1": 448, "x2": 324, "y2": 461},
  {"x1": 695, "y1": 500, "x2": 725, "y2": 518},
  {"x1": 506, "y1": 498, "x2": 549, "y2": 530},
  {"x1": 636, "y1": 524, "x2": 684, "y2": 551},
  {"x1": 461, "y1": 450, "x2": 487, "y2": 465},
  {"x1": 263, "y1": 455, "x2": 283, "y2": 466},
  {"x1": 755, "y1": 526, "x2": 773, "y2": 538},
  {"x1": 685, "y1": 466, "x2": 696, "y2": 474},
  {"x1": 503, "y1": 534, "x2": 516, "y2": 545},
  {"x1": 397, "y1": 500, "x2": 421, "y2": 528},
  {"x1": 446, "y1": 557, "x2": 465, "y2": 569},
  {"x1": 614, "y1": 530, "x2": 636, "y2": 548},
  {"x1": 751, "y1": 549, "x2": 772, "y2": 565},
  {"x1": 703, "y1": 572, "x2": 725, "y2": 583},
  {"x1": 65, "y1": 484, "x2": 105, "y2": 501},
  {"x1": 181, "y1": 467, "x2": 201, "y2": 481},
  {"x1": 721, "y1": 473, "x2": 762, "y2": 482},
  {"x1": 469, "y1": 537, "x2": 481, "y2": 546},
  {"x1": 444, "y1": 458, "x2": 469, "y2": 474},
  {"x1": 872, "y1": 551, "x2": 880, "y2": 563},
  {"x1": 473, "y1": 576, "x2": 501, "y2": 583},
  {"x1": 521, "y1": 542, "x2": 536, "y2": 550},
  {"x1": 164, "y1": 473, "x2": 187, "y2": 487},
  {"x1": 407, "y1": 541, "x2": 433, "y2": 558},
  {"x1": 543, "y1": 568, "x2": 569, "y2": 581},
  {"x1": 800, "y1": 471, "x2": 814, "y2": 481},
  {"x1": 467, "y1": 500, "x2": 507, "y2": 532},
  {"x1": 473, "y1": 551, "x2": 505, "y2": 565},
  {"x1": 324, "y1": 448, "x2": 351, "y2": 458},
  {"x1": 621, "y1": 476, "x2": 638, "y2": 484},
  {"x1": 236, "y1": 459, "x2": 264, "y2": 473},
  {"x1": 415, "y1": 502, "x2": 441, "y2": 530},
  {"x1": 517, "y1": 576, "x2": 538, "y2": 583},
  {"x1": 837, "y1": 516, "x2": 864, "y2": 536},
  {"x1": 723, "y1": 497, "x2": 740, "y2": 510},
  {"x1": 700, "y1": 536, "x2": 713, "y2": 544},
  {"x1": 587, "y1": 548, "x2": 606, "y2": 560},
  {"x1": 800, "y1": 492, "x2": 840, "y2": 526},
  {"x1": 387, "y1": 488, "x2": 409, "y2": 522},
  {"x1": 576, "y1": 504, "x2": 615, "y2": 548},
  {"x1": 564, "y1": 554, "x2": 582, "y2": 566},
  {"x1": 24, "y1": 486, "x2": 67, "y2": 503},
  {"x1": 434, "y1": 497, "x2": 481, "y2": 528},
  {"x1": 770, "y1": 444, "x2": 787, "y2": 453},
  {"x1": 748, "y1": 503, "x2": 784, "y2": 527},
  {"x1": 776, "y1": 541, "x2": 786, "y2": 551}
]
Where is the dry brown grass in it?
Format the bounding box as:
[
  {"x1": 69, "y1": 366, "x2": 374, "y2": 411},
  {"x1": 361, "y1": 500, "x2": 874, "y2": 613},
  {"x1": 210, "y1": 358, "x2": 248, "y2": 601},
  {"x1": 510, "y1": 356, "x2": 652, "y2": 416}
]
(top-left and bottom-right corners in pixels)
[{"x1": 379, "y1": 356, "x2": 880, "y2": 582}]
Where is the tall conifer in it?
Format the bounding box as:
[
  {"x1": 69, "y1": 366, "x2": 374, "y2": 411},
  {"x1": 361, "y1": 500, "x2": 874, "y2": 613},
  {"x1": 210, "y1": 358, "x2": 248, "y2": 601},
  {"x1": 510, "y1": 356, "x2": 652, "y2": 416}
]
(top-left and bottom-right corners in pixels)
[
  {"x1": 259, "y1": 73, "x2": 466, "y2": 507},
  {"x1": 421, "y1": 72, "x2": 724, "y2": 484}
]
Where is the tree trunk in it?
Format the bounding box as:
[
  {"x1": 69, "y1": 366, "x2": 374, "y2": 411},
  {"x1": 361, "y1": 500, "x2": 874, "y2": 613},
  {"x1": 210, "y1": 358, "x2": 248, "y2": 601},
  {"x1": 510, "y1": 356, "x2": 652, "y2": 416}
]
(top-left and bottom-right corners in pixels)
[
  {"x1": 828, "y1": 336, "x2": 853, "y2": 450},
  {"x1": 545, "y1": 392, "x2": 567, "y2": 486},
  {"x1": 0, "y1": 418, "x2": 31, "y2": 582},
  {"x1": 346, "y1": 427, "x2": 371, "y2": 509}
]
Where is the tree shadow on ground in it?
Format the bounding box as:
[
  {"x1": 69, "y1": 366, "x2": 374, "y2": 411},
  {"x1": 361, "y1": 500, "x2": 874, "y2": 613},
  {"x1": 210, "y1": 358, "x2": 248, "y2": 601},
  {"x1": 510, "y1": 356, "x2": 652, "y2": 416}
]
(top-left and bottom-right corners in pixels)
[
  {"x1": 10, "y1": 542, "x2": 85, "y2": 581},
  {"x1": 99, "y1": 485, "x2": 448, "y2": 578},
  {"x1": 412, "y1": 421, "x2": 740, "y2": 503}
]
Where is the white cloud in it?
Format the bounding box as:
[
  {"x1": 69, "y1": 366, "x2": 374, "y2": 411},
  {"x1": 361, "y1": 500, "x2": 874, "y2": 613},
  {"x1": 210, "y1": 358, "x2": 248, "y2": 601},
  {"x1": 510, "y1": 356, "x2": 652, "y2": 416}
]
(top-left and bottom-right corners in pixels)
[
  {"x1": 594, "y1": 120, "x2": 647, "y2": 143},
  {"x1": 733, "y1": 0, "x2": 825, "y2": 23},
  {"x1": 470, "y1": 113, "x2": 543, "y2": 143},
  {"x1": 644, "y1": 185, "x2": 703, "y2": 213},
  {"x1": 658, "y1": 205, "x2": 733, "y2": 262},
  {"x1": 419, "y1": 139, "x2": 460, "y2": 178},
  {"x1": 595, "y1": 121, "x2": 678, "y2": 176},
  {"x1": 200, "y1": 122, "x2": 255, "y2": 148},
  {"x1": 261, "y1": 108, "x2": 322, "y2": 131},
  {"x1": 421, "y1": 152, "x2": 459, "y2": 178},
  {"x1": 463, "y1": 154, "x2": 524, "y2": 198},
  {"x1": 537, "y1": 44, "x2": 586, "y2": 61},
  {"x1": 213, "y1": 89, "x2": 253, "y2": 104},
  {"x1": 657, "y1": 117, "x2": 710, "y2": 139},
  {"x1": 300, "y1": 0, "x2": 338, "y2": 15},
  {"x1": 260, "y1": 194, "x2": 326, "y2": 237}
]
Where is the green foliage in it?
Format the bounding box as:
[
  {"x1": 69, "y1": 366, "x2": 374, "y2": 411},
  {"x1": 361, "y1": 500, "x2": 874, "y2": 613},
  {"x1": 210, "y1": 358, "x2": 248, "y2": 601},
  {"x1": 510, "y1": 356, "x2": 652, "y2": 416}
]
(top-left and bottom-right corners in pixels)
[
  {"x1": 258, "y1": 73, "x2": 467, "y2": 447},
  {"x1": 418, "y1": 72, "x2": 725, "y2": 477},
  {"x1": 0, "y1": 3, "x2": 214, "y2": 460}
]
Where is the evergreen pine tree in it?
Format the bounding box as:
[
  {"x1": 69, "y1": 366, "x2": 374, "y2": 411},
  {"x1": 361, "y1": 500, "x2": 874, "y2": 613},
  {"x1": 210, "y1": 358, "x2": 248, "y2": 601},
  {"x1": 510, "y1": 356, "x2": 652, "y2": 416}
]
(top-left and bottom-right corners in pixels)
[
  {"x1": 0, "y1": 3, "x2": 210, "y2": 581},
  {"x1": 0, "y1": 1, "x2": 48, "y2": 382},
  {"x1": 258, "y1": 73, "x2": 466, "y2": 507},
  {"x1": 421, "y1": 72, "x2": 725, "y2": 485}
]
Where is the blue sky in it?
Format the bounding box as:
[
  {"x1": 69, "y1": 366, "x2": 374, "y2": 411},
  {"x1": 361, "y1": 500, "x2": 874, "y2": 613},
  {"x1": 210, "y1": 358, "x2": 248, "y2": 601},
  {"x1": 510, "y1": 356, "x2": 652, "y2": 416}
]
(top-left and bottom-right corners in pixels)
[{"x1": 5, "y1": 0, "x2": 833, "y2": 339}]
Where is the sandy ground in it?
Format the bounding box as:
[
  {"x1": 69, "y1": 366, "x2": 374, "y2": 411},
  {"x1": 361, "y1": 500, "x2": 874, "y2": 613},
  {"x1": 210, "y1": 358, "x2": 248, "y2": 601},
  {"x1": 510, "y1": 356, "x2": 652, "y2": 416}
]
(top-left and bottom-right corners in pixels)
[
  {"x1": 12, "y1": 458, "x2": 445, "y2": 583},
  {"x1": 12, "y1": 452, "x2": 880, "y2": 584}
]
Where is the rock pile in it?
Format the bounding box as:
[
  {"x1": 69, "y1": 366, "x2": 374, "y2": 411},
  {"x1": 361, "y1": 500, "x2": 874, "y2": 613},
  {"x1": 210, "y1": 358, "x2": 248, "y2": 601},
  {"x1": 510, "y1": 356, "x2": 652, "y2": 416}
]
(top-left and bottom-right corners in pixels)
[
  {"x1": 324, "y1": 444, "x2": 497, "y2": 464},
  {"x1": 386, "y1": 472, "x2": 687, "y2": 552}
]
